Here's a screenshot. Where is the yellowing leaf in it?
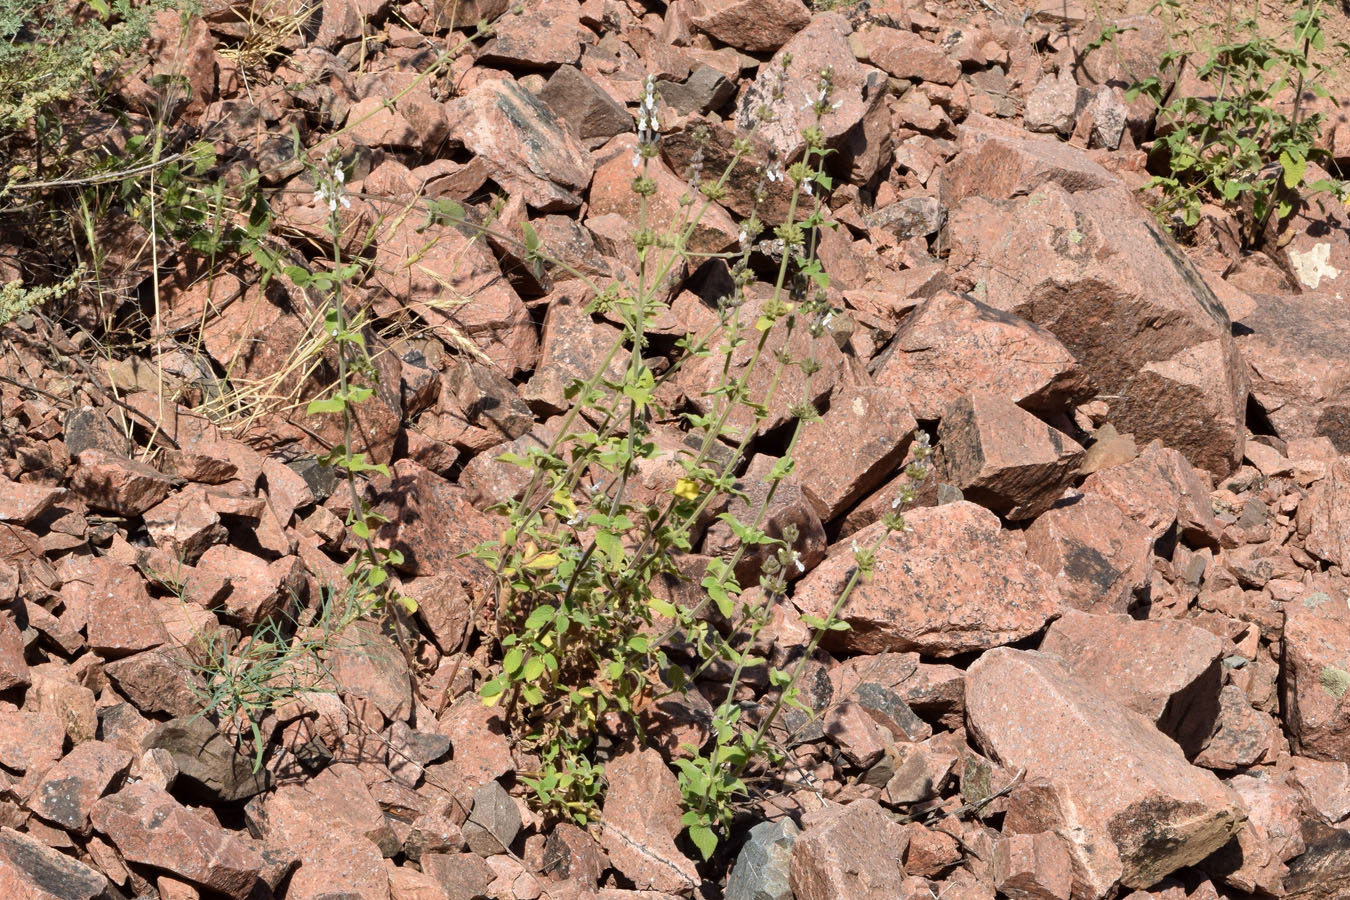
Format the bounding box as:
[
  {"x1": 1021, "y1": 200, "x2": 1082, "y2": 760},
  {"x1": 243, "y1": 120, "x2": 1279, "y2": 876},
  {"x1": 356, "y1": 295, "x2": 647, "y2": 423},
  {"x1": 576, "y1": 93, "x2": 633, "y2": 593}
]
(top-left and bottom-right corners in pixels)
[{"x1": 672, "y1": 478, "x2": 700, "y2": 501}]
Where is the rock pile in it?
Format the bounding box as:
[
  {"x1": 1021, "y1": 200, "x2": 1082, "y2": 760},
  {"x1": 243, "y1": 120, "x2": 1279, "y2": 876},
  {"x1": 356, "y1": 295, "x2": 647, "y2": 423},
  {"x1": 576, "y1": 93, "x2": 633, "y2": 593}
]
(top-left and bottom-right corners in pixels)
[{"x1": 4, "y1": 0, "x2": 1350, "y2": 899}]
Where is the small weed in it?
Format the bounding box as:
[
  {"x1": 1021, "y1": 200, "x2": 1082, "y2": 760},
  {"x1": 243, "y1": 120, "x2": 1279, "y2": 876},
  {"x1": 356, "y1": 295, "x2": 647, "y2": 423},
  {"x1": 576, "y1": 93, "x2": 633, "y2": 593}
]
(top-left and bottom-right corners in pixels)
[{"x1": 1106, "y1": 0, "x2": 1350, "y2": 246}]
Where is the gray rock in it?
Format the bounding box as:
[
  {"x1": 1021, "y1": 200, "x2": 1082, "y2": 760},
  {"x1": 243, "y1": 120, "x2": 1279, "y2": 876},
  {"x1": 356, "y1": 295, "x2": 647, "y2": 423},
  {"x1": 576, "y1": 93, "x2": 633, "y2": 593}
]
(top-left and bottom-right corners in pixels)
[
  {"x1": 657, "y1": 65, "x2": 736, "y2": 116},
  {"x1": 463, "y1": 780, "x2": 522, "y2": 856},
  {"x1": 64, "y1": 405, "x2": 127, "y2": 457},
  {"x1": 537, "y1": 64, "x2": 633, "y2": 149},
  {"x1": 0, "y1": 826, "x2": 107, "y2": 900},
  {"x1": 726, "y1": 818, "x2": 800, "y2": 900},
  {"x1": 863, "y1": 196, "x2": 944, "y2": 240},
  {"x1": 143, "y1": 716, "x2": 271, "y2": 803}
]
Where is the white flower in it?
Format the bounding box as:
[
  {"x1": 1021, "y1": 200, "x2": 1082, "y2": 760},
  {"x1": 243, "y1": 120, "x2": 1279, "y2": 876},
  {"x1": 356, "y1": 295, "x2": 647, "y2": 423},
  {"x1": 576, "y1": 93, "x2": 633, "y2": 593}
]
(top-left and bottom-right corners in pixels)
[
  {"x1": 821, "y1": 311, "x2": 834, "y2": 329},
  {"x1": 737, "y1": 229, "x2": 748, "y2": 244},
  {"x1": 789, "y1": 549, "x2": 804, "y2": 573},
  {"x1": 632, "y1": 149, "x2": 642, "y2": 168},
  {"x1": 566, "y1": 510, "x2": 585, "y2": 527},
  {"x1": 766, "y1": 163, "x2": 783, "y2": 183},
  {"x1": 850, "y1": 539, "x2": 860, "y2": 554},
  {"x1": 801, "y1": 180, "x2": 813, "y2": 196}
]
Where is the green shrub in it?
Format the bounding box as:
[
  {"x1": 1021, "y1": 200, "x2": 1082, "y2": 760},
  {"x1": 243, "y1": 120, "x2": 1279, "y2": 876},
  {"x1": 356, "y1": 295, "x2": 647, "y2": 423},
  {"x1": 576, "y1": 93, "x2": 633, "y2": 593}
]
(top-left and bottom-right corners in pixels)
[{"x1": 1114, "y1": 0, "x2": 1349, "y2": 246}]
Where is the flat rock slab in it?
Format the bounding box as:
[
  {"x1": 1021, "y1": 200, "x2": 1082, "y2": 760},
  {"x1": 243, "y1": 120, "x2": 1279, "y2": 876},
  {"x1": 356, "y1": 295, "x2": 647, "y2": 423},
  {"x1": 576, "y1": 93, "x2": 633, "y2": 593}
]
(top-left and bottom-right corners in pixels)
[
  {"x1": 1022, "y1": 493, "x2": 1152, "y2": 613},
  {"x1": 967, "y1": 648, "x2": 1245, "y2": 897},
  {"x1": 0, "y1": 825, "x2": 107, "y2": 900},
  {"x1": 793, "y1": 501, "x2": 1062, "y2": 656},
  {"x1": 788, "y1": 799, "x2": 909, "y2": 900}
]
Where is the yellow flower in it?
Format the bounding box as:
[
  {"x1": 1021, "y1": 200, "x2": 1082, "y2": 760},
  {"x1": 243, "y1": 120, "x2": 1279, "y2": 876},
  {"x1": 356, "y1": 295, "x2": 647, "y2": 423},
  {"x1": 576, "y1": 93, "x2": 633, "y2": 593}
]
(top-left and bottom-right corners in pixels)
[{"x1": 672, "y1": 478, "x2": 700, "y2": 501}]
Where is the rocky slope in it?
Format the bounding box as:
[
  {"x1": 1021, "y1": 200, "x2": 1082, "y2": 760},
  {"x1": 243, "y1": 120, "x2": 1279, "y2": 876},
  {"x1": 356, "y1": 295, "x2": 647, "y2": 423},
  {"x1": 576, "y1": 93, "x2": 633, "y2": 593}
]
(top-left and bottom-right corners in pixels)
[{"x1": 4, "y1": 1, "x2": 1350, "y2": 899}]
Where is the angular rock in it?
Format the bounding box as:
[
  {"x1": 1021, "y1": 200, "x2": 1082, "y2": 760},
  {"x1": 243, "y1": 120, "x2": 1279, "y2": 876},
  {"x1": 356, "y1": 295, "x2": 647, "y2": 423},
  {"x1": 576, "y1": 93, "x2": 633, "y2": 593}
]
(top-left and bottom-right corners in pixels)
[
  {"x1": 1300, "y1": 456, "x2": 1350, "y2": 570},
  {"x1": 372, "y1": 459, "x2": 497, "y2": 580},
  {"x1": 0, "y1": 478, "x2": 65, "y2": 525},
  {"x1": 194, "y1": 544, "x2": 299, "y2": 624},
  {"x1": 1283, "y1": 591, "x2": 1350, "y2": 760},
  {"x1": 25, "y1": 740, "x2": 132, "y2": 832},
  {"x1": 478, "y1": 0, "x2": 590, "y2": 68},
  {"x1": 521, "y1": 293, "x2": 623, "y2": 417},
  {"x1": 103, "y1": 649, "x2": 201, "y2": 718},
  {"x1": 599, "y1": 748, "x2": 698, "y2": 894},
  {"x1": 0, "y1": 709, "x2": 64, "y2": 776},
  {"x1": 325, "y1": 620, "x2": 413, "y2": 722},
  {"x1": 1194, "y1": 684, "x2": 1281, "y2": 770},
  {"x1": 91, "y1": 783, "x2": 264, "y2": 899},
  {"x1": 937, "y1": 392, "x2": 1083, "y2": 521},
  {"x1": 0, "y1": 613, "x2": 28, "y2": 691},
  {"x1": 463, "y1": 780, "x2": 521, "y2": 856},
  {"x1": 862, "y1": 196, "x2": 944, "y2": 241},
  {"x1": 791, "y1": 385, "x2": 917, "y2": 521},
  {"x1": 444, "y1": 78, "x2": 594, "y2": 211},
  {"x1": 72, "y1": 556, "x2": 170, "y2": 659},
  {"x1": 71, "y1": 449, "x2": 174, "y2": 515},
  {"x1": 793, "y1": 502, "x2": 1062, "y2": 655},
  {"x1": 1040, "y1": 610, "x2": 1225, "y2": 758},
  {"x1": 943, "y1": 133, "x2": 1117, "y2": 207},
  {"x1": 0, "y1": 825, "x2": 107, "y2": 900},
  {"x1": 143, "y1": 716, "x2": 271, "y2": 803},
  {"x1": 1289, "y1": 756, "x2": 1350, "y2": 824},
  {"x1": 788, "y1": 799, "x2": 909, "y2": 900},
  {"x1": 590, "y1": 134, "x2": 739, "y2": 256},
  {"x1": 1024, "y1": 70, "x2": 1086, "y2": 136},
  {"x1": 967, "y1": 648, "x2": 1246, "y2": 896},
  {"x1": 1082, "y1": 442, "x2": 1222, "y2": 546},
  {"x1": 657, "y1": 65, "x2": 737, "y2": 116},
  {"x1": 1023, "y1": 493, "x2": 1153, "y2": 613},
  {"x1": 1205, "y1": 771, "x2": 1307, "y2": 895},
  {"x1": 872, "y1": 291, "x2": 1092, "y2": 418},
  {"x1": 726, "y1": 818, "x2": 799, "y2": 900},
  {"x1": 143, "y1": 487, "x2": 227, "y2": 563},
  {"x1": 1233, "y1": 292, "x2": 1350, "y2": 452},
  {"x1": 857, "y1": 26, "x2": 961, "y2": 85},
  {"x1": 691, "y1": 0, "x2": 811, "y2": 52},
  {"x1": 734, "y1": 14, "x2": 888, "y2": 163},
  {"x1": 993, "y1": 831, "x2": 1074, "y2": 900},
  {"x1": 948, "y1": 179, "x2": 1247, "y2": 477},
  {"x1": 537, "y1": 65, "x2": 633, "y2": 148}
]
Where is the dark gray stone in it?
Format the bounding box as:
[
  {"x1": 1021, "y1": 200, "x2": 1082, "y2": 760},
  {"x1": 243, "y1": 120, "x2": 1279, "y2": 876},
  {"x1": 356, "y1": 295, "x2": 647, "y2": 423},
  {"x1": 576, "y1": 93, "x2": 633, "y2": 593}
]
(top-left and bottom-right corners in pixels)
[
  {"x1": 856, "y1": 682, "x2": 932, "y2": 743},
  {"x1": 144, "y1": 716, "x2": 271, "y2": 802},
  {"x1": 537, "y1": 64, "x2": 633, "y2": 148},
  {"x1": 657, "y1": 65, "x2": 736, "y2": 116},
  {"x1": 463, "y1": 780, "x2": 522, "y2": 856},
  {"x1": 0, "y1": 826, "x2": 107, "y2": 900},
  {"x1": 725, "y1": 818, "x2": 800, "y2": 900},
  {"x1": 863, "y1": 196, "x2": 945, "y2": 240},
  {"x1": 64, "y1": 405, "x2": 127, "y2": 457}
]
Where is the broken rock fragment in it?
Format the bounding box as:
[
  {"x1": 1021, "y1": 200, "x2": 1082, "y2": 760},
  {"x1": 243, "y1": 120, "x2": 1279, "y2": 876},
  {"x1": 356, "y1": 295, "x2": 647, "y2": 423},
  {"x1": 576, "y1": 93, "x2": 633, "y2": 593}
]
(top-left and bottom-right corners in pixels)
[{"x1": 967, "y1": 648, "x2": 1245, "y2": 897}]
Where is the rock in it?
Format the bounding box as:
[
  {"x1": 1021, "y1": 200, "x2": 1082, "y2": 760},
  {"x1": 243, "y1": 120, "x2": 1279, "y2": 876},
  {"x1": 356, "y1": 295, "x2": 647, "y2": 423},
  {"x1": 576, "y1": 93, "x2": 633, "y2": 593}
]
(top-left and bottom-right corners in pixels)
[
  {"x1": 478, "y1": 0, "x2": 591, "y2": 68},
  {"x1": 872, "y1": 291, "x2": 1092, "y2": 419},
  {"x1": 948, "y1": 178, "x2": 1246, "y2": 477},
  {"x1": 25, "y1": 740, "x2": 133, "y2": 833},
  {"x1": 91, "y1": 783, "x2": 265, "y2": 899},
  {"x1": 1040, "y1": 610, "x2": 1225, "y2": 758},
  {"x1": 1022, "y1": 493, "x2": 1153, "y2": 613},
  {"x1": 676, "y1": 289, "x2": 848, "y2": 442},
  {"x1": 103, "y1": 649, "x2": 201, "y2": 718},
  {"x1": 691, "y1": 0, "x2": 811, "y2": 52},
  {"x1": 369, "y1": 168, "x2": 536, "y2": 376},
  {"x1": 993, "y1": 831, "x2": 1074, "y2": 900},
  {"x1": 734, "y1": 14, "x2": 888, "y2": 164},
  {"x1": 71, "y1": 556, "x2": 170, "y2": 659},
  {"x1": 1024, "y1": 70, "x2": 1086, "y2": 136},
  {"x1": 1081, "y1": 442, "x2": 1221, "y2": 546},
  {"x1": 543, "y1": 822, "x2": 606, "y2": 890},
  {"x1": 463, "y1": 781, "x2": 521, "y2": 856},
  {"x1": 325, "y1": 620, "x2": 413, "y2": 722},
  {"x1": 1284, "y1": 819, "x2": 1350, "y2": 900},
  {"x1": 143, "y1": 716, "x2": 271, "y2": 803},
  {"x1": 599, "y1": 748, "x2": 698, "y2": 894},
  {"x1": 790, "y1": 385, "x2": 918, "y2": 522},
  {"x1": 387, "y1": 864, "x2": 450, "y2": 900},
  {"x1": 862, "y1": 196, "x2": 944, "y2": 241},
  {"x1": 1282, "y1": 590, "x2": 1350, "y2": 760},
  {"x1": 0, "y1": 613, "x2": 28, "y2": 691},
  {"x1": 0, "y1": 825, "x2": 107, "y2": 900},
  {"x1": 0, "y1": 478, "x2": 64, "y2": 525},
  {"x1": 788, "y1": 799, "x2": 909, "y2": 900},
  {"x1": 521, "y1": 292, "x2": 624, "y2": 417},
  {"x1": 63, "y1": 405, "x2": 127, "y2": 457},
  {"x1": 857, "y1": 26, "x2": 961, "y2": 85},
  {"x1": 142, "y1": 488, "x2": 227, "y2": 563},
  {"x1": 793, "y1": 502, "x2": 1061, "y2": 655},
  {"x1": 247, "y1": 782, "x2": 389, "y2": 900},
  {"x1": 936, "y1": 393, "x2": 1083, "y2": 521},
  {"x1": 1289, "y1": 756, "x2": 1350, "y2": 824},
  {"x1": 726, "y1": 818, "x2": 799, "y2": 900},
  {"x1": 1300, "y1": 456, "x2": 1350, "y2": 570},
  {"x1": 590, "y1": 134, "x2": 739, "y2": 256},
  {"x1": 372, "y1": 459, "x2": 497, "y2": 579},
  {"x1": 537, "y1": 65, "x2": 633, "y2": 148},
  {"x1": 967, "y1": 648, "x2": 1246, "y2": 897},
  {"x1": 1205, "y1": 771, "x2": 1307, "y2": 894},
  {"x1": 1194, "y1": 684, "x2": 1281, "y2": 770},
  {"x1": 421, "y1": 852, "x2": 492, "y2": 900},
  {"x1": 194, "y1": 545, "x2": 300, "y2": 624},
  {"x1": 444, "y1": 78, "x2": 594, "y2": 211},
  {"x1": 943, "y1": 133, "x2": 1116, "y2": 207},
  {"x1": 71, "y1": 449, "x2": 174, "y2": 515},
  {"x1": 657, "y1": 66, "x2": 736, "y2": 116}
]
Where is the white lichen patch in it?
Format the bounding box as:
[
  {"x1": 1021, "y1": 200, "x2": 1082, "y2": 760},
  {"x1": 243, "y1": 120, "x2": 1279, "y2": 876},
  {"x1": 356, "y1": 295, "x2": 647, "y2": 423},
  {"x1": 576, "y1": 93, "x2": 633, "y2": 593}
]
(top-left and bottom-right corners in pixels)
[{"x1": 1289, "y1": 241, "x2": 1341, "y2": 289}]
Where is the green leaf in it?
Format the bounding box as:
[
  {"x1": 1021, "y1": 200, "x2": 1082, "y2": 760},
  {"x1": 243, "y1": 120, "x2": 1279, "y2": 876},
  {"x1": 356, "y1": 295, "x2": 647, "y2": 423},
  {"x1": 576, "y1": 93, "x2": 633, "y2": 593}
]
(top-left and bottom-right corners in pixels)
[
  {"x1": 524, "y1": 606, "x2": 557, "y2": 630},
  {"x1": 687, "y1": 824, "x2": 718, "y2": 861},
  {"x1": 306, "y1": 397, "x2": 346, "y2": 416},
  {"x1": 523, "y1": 656, "x2": 546, "y2": 681},
  {"x1": 503, "y1": 648, "x2": 524, "y2": 675},
  {"x1": 1281, "y1": 149, "x2": 1308, "y2": 189}
]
